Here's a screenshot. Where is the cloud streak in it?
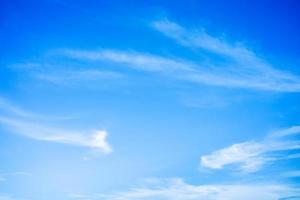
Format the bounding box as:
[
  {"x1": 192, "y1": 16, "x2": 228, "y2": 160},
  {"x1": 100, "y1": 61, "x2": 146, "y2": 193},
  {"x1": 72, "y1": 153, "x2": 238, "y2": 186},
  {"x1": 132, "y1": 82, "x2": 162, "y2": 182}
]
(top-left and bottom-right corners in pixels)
[
  {"x1": 200, "y1": 126, "x2": 300, "y2": 173},
  {"x1": 48, "y1": 19, "x2": 300, "y2": 92},
  {"x1": 0, "y1": 117, "x2": 112, "y2": 153},
  {"x1": 9, "y1": 62, "x2": 123, "y2": 86},
  {"x1": 0, "y1": 97, "x2": 36, "y2": 118},
  {"x1": 152, "y1": 20, "x2": 297, "y2": 77},
  {"x1": 10, "y1": 20, "x2": 300, "y2": 92},
  {"x1": 152, "y1": 20, "x2": 300, "y2": 92},
  {"x1": 57, "y1": 46, "x2": 300, "y2": 92},
  {"x1": 0, "y1": 98, "x2": 112, "y2": 153},
  {"x1": 71, "y1": 178, "x2": 300, "y2": 200}
]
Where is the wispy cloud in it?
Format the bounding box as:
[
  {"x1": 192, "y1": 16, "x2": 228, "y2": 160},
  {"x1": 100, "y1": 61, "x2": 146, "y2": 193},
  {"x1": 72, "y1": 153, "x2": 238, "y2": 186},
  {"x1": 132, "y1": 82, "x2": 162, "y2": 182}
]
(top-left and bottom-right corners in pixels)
[
  {"x1": 56, "y1": 41, "x2": 300, "y2": 92},
  {"x1": 0, "y1": 117, "x2": 112, "y2": 153},
  {"x1": 200, "y1": 126, "x2": 300, "y2": 173},
  {"x1": 9, "y1": 62, "x2": 123, "y2": 86},
  {"x1": 0, "y1": 97, "x2": 35, "y2": 118},
  {"x1": 152, "y1": 19, "x2": 300, "y2": 92},
  {"x1": 10, "y1": 20, "x2": 300, "y2": 92},
  {"x1": 0, "y1": 98, "x2": 112, "y2": 153},
  {"x1": 157, "y1": 21, "x2": 300, "y2": 92},
  {"x1": 152, "y1": 20, "x2": 295, "y2": 76},
  {"x1": 71, "y1": 178, "x2": 300, "y2": 200},
  {"x1": 152, "y1": 20, "x2": 259, "y2": 62},
  {"x1": 268, "y1": 126, "x2": 300, "y2": 138},
  {"x1": 58, "y1": 48, "x2": 265, "y2": 90},
  {"x1": 59, "y1": 19, "x2": 300, "y2": 92},
  {"x1": 0, "y1": 96, "x2": 77, "y2": 121},
  {"x1": 58, "y1": 49, "x2": 194, "y2": 73}
]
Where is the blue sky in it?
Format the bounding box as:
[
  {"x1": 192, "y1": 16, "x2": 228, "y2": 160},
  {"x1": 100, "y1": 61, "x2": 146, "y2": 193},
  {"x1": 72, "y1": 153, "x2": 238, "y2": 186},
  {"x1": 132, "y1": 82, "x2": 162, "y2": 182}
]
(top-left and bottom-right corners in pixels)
[{"x1": 1, "y1": 0, "x2": 300, "y2": 199}]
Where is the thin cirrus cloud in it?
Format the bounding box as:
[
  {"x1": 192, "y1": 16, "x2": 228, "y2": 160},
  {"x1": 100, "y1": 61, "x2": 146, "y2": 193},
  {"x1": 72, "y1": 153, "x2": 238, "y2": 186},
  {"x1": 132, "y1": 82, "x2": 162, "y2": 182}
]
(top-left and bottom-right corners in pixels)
[
  {"x1": 0, "y1": 97, "x2": 36, "y2": 118},
  {"x1": 52, "y1": 19, "x2": 300, "y2": 92},
  {"x1": 151, "y1": 20, "x2": 299, "y2": 78},
  {"x1": 200, "y1": 126, "x2": 300, "y2": 173},
  {"x1": 71, "y1": 178, "x2": 300, "y2": 200},
  {"x1": 0, "y1": 97, "x2": 112, "y2": 154},
  {"x1": 9, "y1": 62, "x2": 123, "y2": 86}
]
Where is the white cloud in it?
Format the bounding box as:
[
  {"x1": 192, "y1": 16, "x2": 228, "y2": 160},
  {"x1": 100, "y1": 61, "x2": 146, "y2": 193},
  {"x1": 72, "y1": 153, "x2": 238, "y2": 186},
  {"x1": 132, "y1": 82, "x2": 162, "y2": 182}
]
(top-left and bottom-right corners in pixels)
[
  {"x1": 152, "y1": 20, "x2": 279, "y2": 67},
  {"x1": 152, "y1": 20, "x2": 287, "y2": 74},
  {"x1": 0, "y1": 97, "x2": 35, "y2": 118},
  {"x1": 152, "y1": 20, "x2": 251, "y2": 59},
  {"x1": 59, "y1": 49, "x2": 194, "y2": 73},
  {"x1": 57, "y1": 43, "x2": 300, "y2": 92},
  {"x1": 200, "y1": 126, "x2": 300, "y2": 173},
  {"x1": 153, "y1": 20, "x2": 300, "y2": 92},
  {"x1": 9, "y1": 62, "x2": 123, "y2": 86},
  {"x1": 0, "y1": 117, "x2": 112, "y2": 153},
  {"x1": 201, "y1": 141, "x2": 266, "y2": 172},
  {"x1": 0, "y1": 98, "x2": 112, "y2": 153},
  {"x1": 268, "y1": 125, "x2": 300, "y2": 138},
  {"x1": 71, "y1": 178, "x2": 300, "y2": 200},
  {"x1": 11, "y1": 20, "x2": 300, "y2": 92}
]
